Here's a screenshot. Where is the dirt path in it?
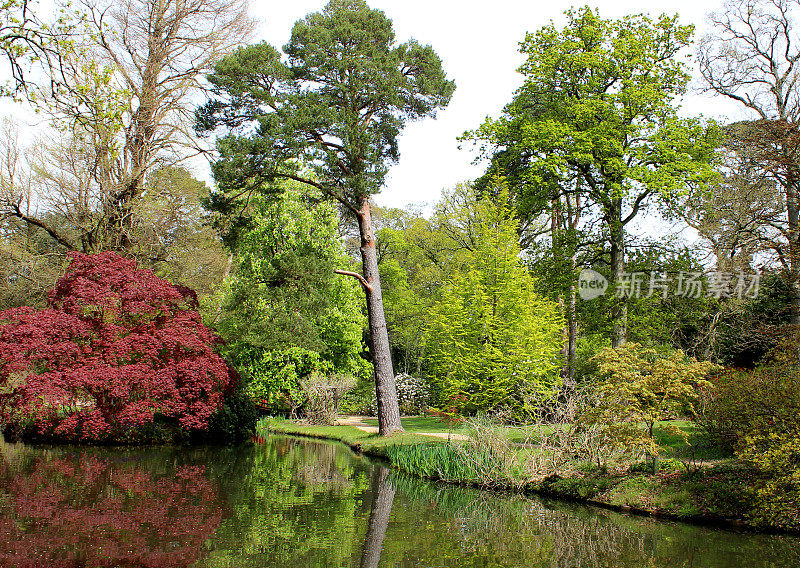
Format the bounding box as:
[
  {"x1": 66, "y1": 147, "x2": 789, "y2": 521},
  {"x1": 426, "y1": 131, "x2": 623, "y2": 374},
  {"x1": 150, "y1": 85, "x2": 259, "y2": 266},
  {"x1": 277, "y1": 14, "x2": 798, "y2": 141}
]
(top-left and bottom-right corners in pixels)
[{"x1": 336, "y1": 416, "x2": 469, "y2": 441}]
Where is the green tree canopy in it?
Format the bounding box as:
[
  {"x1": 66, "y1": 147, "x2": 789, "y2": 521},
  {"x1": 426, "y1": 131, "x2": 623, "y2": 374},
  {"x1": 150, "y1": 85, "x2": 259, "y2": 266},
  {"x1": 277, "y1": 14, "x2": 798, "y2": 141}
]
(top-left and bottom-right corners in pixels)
[
  {"x1": 469, "y1": 6, "x2": 717, "y2": 347},
  {"x1": 425, "y1": 184, "x2": 564, "y2": 414}
]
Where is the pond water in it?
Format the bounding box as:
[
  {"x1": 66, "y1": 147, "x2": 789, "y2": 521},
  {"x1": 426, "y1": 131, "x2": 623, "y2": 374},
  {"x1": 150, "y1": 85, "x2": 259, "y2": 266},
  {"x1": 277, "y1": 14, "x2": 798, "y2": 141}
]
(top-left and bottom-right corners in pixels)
[{"x1": 0, "y1": 434, "x2": 798, "y2": 568}]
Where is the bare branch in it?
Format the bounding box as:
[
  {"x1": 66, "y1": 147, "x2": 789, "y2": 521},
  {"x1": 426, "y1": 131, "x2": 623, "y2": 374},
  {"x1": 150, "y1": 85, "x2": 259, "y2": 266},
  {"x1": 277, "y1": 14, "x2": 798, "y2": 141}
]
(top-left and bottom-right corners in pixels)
[{"x1": 334, "y1": 268, "x2": 372, "y2": 292}]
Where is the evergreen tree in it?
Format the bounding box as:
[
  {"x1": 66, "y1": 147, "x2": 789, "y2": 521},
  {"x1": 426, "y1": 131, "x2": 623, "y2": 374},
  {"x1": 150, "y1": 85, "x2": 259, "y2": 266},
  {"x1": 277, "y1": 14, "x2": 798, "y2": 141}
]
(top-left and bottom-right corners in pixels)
[{"x1": 425, "y1": 184, "x2": 563, "y2": 413}]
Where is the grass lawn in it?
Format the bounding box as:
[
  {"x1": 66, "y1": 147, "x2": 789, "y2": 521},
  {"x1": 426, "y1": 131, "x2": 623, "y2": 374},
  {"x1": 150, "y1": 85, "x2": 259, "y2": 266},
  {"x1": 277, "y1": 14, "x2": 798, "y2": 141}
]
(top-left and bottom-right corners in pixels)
[
  {"x1": 355, "y1": 415, "x2": 728, "y2": 461},
  {"x1": 261, "y1": 417, "x2": 440, "y2": 456},
  {"x1": 362, "y1": 415, "x2": 465, "y2": 434}
]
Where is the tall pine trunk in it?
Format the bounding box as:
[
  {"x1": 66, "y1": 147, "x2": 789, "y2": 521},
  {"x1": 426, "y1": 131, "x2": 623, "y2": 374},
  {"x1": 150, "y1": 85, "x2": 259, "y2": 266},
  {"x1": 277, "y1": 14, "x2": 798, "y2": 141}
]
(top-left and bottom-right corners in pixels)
[{"x1": 356, "y1": 197, "x2": 404, "y2": 436}]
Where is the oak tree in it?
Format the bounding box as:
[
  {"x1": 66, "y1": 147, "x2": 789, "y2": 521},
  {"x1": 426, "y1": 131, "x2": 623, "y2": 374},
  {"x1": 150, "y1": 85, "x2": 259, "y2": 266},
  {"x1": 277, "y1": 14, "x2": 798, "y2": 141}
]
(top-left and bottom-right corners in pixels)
[{"x1": 470, "y1": 7, "x2": 717, "y2": 347}]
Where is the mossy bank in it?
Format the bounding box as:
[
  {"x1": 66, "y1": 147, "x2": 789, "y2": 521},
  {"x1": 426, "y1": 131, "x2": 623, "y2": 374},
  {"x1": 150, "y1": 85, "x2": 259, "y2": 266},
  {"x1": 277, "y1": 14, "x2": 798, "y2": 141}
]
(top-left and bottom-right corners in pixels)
[{"x1": 260, "y1": 417, "x2": 797, "y2": 535}]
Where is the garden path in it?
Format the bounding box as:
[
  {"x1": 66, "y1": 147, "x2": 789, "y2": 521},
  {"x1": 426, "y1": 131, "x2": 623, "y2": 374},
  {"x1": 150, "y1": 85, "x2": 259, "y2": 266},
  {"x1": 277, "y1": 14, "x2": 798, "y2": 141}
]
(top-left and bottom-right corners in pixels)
[{"x1": 336, "y1": 416, "x2": 469, "y2": 441}]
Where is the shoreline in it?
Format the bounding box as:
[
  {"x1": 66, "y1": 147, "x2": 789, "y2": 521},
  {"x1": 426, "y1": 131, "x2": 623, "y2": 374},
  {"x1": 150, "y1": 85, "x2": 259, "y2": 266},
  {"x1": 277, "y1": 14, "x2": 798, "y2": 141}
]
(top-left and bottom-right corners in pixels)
[{"x1": 262, "y1": 418, "x2": 798, "y2": 536}]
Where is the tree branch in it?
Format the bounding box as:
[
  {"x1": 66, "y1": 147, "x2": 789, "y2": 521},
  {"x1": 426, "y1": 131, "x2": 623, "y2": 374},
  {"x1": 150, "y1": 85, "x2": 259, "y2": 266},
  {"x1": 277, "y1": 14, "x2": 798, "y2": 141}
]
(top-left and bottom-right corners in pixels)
[{"x1": 334, "y1": 268, "x2": 372, "y2": 292}]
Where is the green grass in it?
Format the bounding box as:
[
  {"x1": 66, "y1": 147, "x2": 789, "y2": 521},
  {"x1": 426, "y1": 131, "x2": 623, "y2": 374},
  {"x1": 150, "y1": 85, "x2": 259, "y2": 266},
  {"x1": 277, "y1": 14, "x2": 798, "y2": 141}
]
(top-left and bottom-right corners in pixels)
[
  {"x1": 260, "y1": 417, "x2": 441, "y2": 458},
  {"x1": 362, "y1": 415, "x2": 465, "y2": 434},
  {"x1": 653, "y1": 421, "x2": 728, "y2": 462}
]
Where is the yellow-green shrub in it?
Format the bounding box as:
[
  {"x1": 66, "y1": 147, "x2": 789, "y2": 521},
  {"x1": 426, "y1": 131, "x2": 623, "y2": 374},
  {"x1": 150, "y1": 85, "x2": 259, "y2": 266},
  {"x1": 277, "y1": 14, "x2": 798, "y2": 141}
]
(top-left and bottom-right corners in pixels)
[{"x1": 581, "y1": 343, "x2": 716, "y2": 470}]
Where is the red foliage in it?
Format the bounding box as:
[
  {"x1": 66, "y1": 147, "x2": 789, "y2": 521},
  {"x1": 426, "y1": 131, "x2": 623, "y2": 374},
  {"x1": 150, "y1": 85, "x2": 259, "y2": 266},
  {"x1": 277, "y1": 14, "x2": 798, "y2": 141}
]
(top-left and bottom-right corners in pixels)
[
  {"x1": 0, "y1": 252, "x2": 235, "y2": 443},
  {"x1": 0, "y1": 451, "x2": 222, "y2": 567}
]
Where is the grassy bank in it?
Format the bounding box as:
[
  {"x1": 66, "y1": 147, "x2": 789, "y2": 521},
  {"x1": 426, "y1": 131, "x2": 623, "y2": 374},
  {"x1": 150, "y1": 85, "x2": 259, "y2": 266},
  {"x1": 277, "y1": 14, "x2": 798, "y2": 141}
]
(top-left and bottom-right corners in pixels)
[{"x1": 260, "y1": 416, "x2": 789, "y2": 533}]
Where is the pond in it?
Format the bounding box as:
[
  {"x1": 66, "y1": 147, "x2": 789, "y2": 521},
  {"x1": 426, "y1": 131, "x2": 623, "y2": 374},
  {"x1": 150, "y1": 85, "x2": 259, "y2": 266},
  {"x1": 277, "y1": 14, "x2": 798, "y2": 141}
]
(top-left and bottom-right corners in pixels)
[{"x1": 0, "y1": 434, "x2": 797, "y2": 568}]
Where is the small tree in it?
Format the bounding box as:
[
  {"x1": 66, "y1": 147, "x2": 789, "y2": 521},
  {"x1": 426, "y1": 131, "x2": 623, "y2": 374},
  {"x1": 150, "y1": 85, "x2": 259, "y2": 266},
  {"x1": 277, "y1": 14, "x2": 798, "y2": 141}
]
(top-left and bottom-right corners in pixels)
[
  {"x1": 585, "y1": 343, "x2": 716, "y2": 472},
  {"x1": 242, "y1": 346, "x2": 331, "y2": 416},
  {"x1": 0, "y1": 252, "x2": 236, "y2": 443},
  {"x1": 219, "y1": 184, "x2": 367, "y2": 381},
  {"x1": 425, "y1": 185, "x2": 564, "y2": 414}
]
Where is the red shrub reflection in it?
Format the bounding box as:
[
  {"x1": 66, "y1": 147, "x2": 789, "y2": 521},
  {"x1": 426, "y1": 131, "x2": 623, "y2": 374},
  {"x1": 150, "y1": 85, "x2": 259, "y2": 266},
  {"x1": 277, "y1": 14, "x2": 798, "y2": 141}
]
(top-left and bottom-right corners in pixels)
[{"x1": 0, "y1": 451, "x2": 222, "y2": 568}]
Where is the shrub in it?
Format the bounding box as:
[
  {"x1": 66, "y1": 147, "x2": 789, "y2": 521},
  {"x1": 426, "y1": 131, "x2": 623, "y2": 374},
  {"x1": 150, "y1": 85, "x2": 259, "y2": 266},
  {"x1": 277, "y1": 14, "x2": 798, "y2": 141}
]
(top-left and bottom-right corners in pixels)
[
  {"x1": 301, "y1": 372, "x2": 356, "y2": 425},
  {"x1": 207, "y1": 385, "x2": 259, "y2": 443},
  {"x1": 581, "y1": 343, "x2": 716, "y2": 471},
  {"x1": 395, "y1": 373, "x2": 431, "y2": 415},
  {"x1": 0, "y1": 252, "x2": 236, "y2": 444},
  {"x1": 739, "y1": 426, "x2": 800, "y2": 531},
  {"x1": 702, "y1": 327, "x2": 800, "y2": 529},
  {"x1": 241, "y1": 347, "x2": 331, "y2": 415},
  {"x1": 698, "y1": 327, "x2": 800, "y2": 455}
]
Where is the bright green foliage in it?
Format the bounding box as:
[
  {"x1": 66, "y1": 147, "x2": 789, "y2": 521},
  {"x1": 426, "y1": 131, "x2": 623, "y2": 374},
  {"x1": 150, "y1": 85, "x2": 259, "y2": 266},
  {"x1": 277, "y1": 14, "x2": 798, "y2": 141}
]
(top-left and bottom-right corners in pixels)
[
  {"x1": 472, "y1": 7, "x2": 715, "y2": 210},
  {"x1": 0, "y1": 0, "x2": 75, "y2": 96},
  {"x1": 375, "y1": 197, "x2": 474, "y2": 372},
  {"x1": 469, "y1": 7, "x2": 717, "y2": 346},
  {"x1": 425, "y1": 185, "x2": 563, "y2": 413},
  {"x1": 219, "y1": 185, "x2": 369, "y2": 407},
  {"x1": 586, "y1": 343, "x2": 717, "y2": 467},
  {"x1": 241, "y1": 347, "x2": 330, "y2": 413},
  {"x1": 740, "y1": 426, "x2": 800, "y2": 531}
]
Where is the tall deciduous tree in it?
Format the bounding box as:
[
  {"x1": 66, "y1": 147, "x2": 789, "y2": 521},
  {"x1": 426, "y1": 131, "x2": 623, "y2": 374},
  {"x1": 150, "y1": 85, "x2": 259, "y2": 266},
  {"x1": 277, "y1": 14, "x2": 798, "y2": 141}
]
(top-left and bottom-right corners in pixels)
[
  {"x1": 470, "y1": 7, "x2": 717, "y2": 347},
  {"x1": 700, "y1": 0, "x2": 800, "y2": 322},
  {"x1": 0, "y1": 0, "x2": 253, "y2": 253},
  {"x1": 196, "y1": 0, "x2": 455, "y2": 435}
]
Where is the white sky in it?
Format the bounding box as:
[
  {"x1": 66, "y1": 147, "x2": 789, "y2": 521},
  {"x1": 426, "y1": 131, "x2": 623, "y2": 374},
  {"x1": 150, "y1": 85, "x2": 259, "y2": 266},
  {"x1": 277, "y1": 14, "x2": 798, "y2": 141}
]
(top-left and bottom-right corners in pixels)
[{"x1": 247, "y1": 0, "x2": 749, "y2": 210}]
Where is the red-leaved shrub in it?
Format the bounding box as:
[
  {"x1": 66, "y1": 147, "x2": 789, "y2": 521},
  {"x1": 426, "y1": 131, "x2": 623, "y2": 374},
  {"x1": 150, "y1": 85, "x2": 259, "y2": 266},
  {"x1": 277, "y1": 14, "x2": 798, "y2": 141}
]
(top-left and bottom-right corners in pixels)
[{"x1": 0, "y1": 252, "x2": 235, "y2": 443}]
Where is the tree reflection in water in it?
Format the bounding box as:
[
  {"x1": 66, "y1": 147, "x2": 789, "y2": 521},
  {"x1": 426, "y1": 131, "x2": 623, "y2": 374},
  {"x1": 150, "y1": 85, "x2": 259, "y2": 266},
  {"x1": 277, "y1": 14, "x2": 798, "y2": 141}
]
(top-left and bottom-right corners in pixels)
[
  {"x1": 359, "y1": 466, "x2": 395, "y2": 568},
  {"x1": 0, "y1": 435, "x2": 797, "y2": 568},
  {"x1": 0, "y1": 438, "x2": 223, "y2": 568}
]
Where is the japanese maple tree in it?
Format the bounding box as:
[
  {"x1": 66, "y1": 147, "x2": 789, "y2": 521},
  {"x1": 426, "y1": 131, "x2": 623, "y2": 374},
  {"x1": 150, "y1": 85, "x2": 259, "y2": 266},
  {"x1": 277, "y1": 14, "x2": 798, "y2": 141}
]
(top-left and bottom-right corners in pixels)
[{"x1": 0, "y1": 251, "x2": 235, "y2": 443}]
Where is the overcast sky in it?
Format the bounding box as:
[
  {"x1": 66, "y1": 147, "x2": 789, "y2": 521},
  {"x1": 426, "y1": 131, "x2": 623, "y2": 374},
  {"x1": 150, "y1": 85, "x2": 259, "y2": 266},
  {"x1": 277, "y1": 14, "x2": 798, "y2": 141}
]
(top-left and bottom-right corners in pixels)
[
  {"x1": 245, "y1": 0, "x2": 748, "y2": 210},
  {"x1": 0, "y1": 0, "x2": 751, "y2": 212}
]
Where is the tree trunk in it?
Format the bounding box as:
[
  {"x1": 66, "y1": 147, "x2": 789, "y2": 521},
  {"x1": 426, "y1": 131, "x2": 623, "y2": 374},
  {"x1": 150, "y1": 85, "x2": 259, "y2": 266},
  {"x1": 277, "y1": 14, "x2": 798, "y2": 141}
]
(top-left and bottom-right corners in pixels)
[
  {"x1": 609, "y1": 198, "x2": 627, "y2": 348},
  {"x1": 552, "y1": 196, "x2": 571, "y2": 381},
  {"x1": 565, "y1": 191, "x2": 580, "y2": 387},
  {"x1": 566, "y1": 278, "x2": 577, "y2": 387},
  {"x1": 356, "y1": 197, "x2": 403, "y2": 436},
  {"x1": 359, "y1": 466, "x2": 396, "y2": 568},
  {"x1": 786, "y1": 175, "x2": 800, "y2": 325}
]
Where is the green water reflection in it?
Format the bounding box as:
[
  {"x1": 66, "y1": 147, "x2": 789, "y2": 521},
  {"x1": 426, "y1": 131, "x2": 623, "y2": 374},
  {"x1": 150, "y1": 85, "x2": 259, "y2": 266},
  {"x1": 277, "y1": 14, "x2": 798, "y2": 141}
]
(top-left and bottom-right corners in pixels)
[{"x1": 0, "y1": 434, "x2": 797, "y2": 567}]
